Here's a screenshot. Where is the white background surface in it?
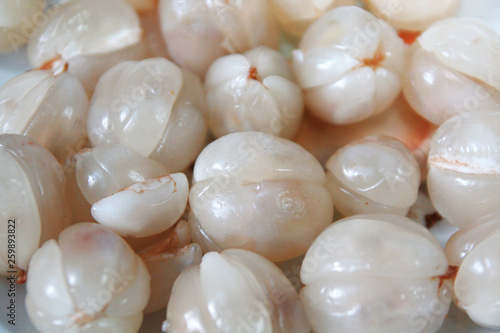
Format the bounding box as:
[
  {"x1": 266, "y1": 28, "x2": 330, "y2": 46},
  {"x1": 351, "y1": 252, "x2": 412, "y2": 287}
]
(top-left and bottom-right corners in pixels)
[{"x1": 1, "y1": 0, "x2": 500, "y2": 331}]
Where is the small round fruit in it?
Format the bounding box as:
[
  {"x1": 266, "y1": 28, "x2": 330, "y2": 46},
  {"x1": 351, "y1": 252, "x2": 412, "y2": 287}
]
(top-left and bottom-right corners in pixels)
[
  {"x1": 87, "y1": 57, "x2": 208, "y2": 172},
  {"x1": 427, "y1": 112, "x2": 500, "y2": 228},
  {"x1": 293, "y1": 6, "x2": 405, "y2": 124},
  {"x1": 0, "y1": 134, "x2": 70, "y2": 278},
  {"x1": 25, "y1": 223, "x2": 150, "y2": 333},
  {"x1": 403, "y1": 18, "x2": 500, "y2": 125},
  {"x1": 300, "y1": 214, "x2": 451, "y2": 333},
  {"x1": 325, "y1": 136, "x2": 420, "y2": 216},
  {"x1": 164, "y1": 248, "x2": 310, "y2": 332},
  {"x1": 445, "y1": 212, "x2": 500, "y2": 329},
  {"x1": 189, "y1": 131, "x2": 334, "y2": 262},
  {"x1": 205, "y1": 46, "x2": 303, "y2": 139}
]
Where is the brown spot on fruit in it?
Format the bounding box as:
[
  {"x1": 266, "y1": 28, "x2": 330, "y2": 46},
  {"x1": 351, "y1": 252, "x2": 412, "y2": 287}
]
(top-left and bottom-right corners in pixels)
[
  {"x1": 398, "y1": 30, "x2": 421, "y2": 45},
  {"x1": 362, "y1": 51, "x2": 385, "y2": 69},
  {"x1": 116, "y1": 175, "x2": 177, "y2": 195},
  {"x1": 71, "y1": 310, "x2": 96, "y2": 326},
  {"x1": 38, "y1": 55, "x2": 68, "y2": 74},
  {"x1": 16, "y1": 268, "x2": 27, "y2": 284},
  {"x1": 425, "y1": 212, "x2": 442, "y2": 229},
  {"x1": 248, "y1": 66, "x2": 260, "y2": 81},
  {"x1": 434, "y1": 266, "x2": 459, "y2": 289}
]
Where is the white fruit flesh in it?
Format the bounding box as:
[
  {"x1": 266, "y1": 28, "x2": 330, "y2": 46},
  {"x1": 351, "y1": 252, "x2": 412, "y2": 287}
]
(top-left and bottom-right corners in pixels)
[
  {"x1": 91, "y1": 173, "x2": 189, "y2": 238},
  {"x1": 75, "y1": 144, "x2": 168, "y2": 205}
]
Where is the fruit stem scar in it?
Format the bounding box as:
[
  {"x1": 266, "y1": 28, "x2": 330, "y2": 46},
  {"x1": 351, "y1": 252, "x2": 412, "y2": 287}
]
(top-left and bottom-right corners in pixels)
[
  {"x1": 16, "y1": 268, "x2": 27, "y2": 284},
  {"x1": 425, "y1": 212, "x2": 442, "y2": 228},
  {"x1": 398, "y1": 30, "x2": 421, "y2": 45},
  {"x1": 248, "y1": 66, "x2": 261, "y2": 81},
  {"x1": 38, "y1": 55, "x2": 69, "y2": 75},
  {"x1": 361, "y1": 50, "x2": 385, "y2": 69},
  {"x1": 434, "y1": 265, "x2": 459, "y2": 289},
  {"x1": 71, "y1": 310, "x2": 96, "y2": 326}
]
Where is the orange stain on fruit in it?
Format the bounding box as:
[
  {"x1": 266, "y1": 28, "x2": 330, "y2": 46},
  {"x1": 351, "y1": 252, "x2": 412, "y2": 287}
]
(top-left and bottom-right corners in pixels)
[
  {"x1": 362, "y1": 51, "x2": 385, "y2": 69},
  {"x1": 434, "y1": 266, "x2": 459, "y2": 289},
  {"x1": 248, "y1": 66, "x2": 260, "y2": 81},
  {"x1": 38, "y1": 55, "x2": 68, "y2": 73},
  {"x1": 398, "y1": 30, "x2": 421, "y2": 45},
  {"x1": 16, "y1": 268, "x2": 27, "y2": 284}
]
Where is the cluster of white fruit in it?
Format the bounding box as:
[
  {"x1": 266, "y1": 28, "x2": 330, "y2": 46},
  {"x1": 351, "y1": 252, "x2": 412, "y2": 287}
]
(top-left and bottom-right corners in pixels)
[{"x1": 0, "y1": 0, "x2": 499, "y2": 332}]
